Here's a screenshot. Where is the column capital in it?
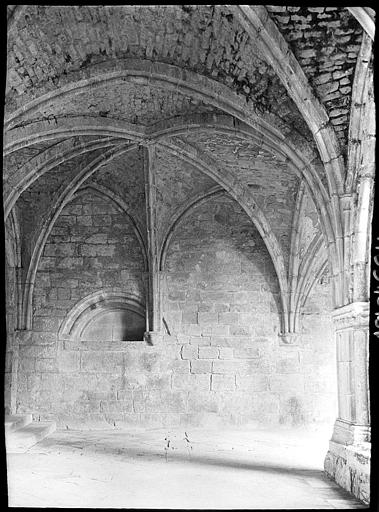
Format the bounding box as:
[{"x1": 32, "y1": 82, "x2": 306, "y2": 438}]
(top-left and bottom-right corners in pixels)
[{"x1": 332, "y1": 301, "x2": 369, "y2": 330}]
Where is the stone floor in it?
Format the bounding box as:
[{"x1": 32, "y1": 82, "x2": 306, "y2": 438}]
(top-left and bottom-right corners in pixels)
[{"x1": 6, "y1": 424, "x2": 367, "y2": 509}]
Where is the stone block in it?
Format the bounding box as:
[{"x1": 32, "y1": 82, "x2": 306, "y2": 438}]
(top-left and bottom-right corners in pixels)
[
  {"x1": 84, "y1": 233, "x2": 108, "y2": 244},
  {"x1": 145, "y1": 375, "x2": 172, "y2": 390},
  {"x1": 230, "y1": 325, "x2": 252, "y2": 336},
  {"x1": 38, "y1": 257, "x2": 56, "y2": 270},
  {"x1": 81, "y1": 352, "x2": 124, "y2": 372},
  {"x1": 144, "y1": 390, "x2": 186, "y2": 413},
  {"x1": 211, "y1": 374, "x2": 235, "y2": 391},
  {"x1": 182, "y1": 324, "x2": 202, "y2": 336},
  {"x1": 218, "y1": 347, "x2": 234, "y2": 359},
  {"x1": 182, "y1": 308, "x2": 198, "y2": 323},
  {"x1": 75, "y1": 214, "x2": 93, "y2": 226},
  {"x1": 57, "y1": 288, "x2": 71, "y2": 300},
  {"x1": 100, "y1": 400, "x2": 133, "y2": 415},
  {"x1": 19, "y1": 344, "x2": 56, "y2": 359},
  {"x1": 318, "y1": 81, "x2": 339, "y2": 97},
  {"x1": 35, "y1": 358, "x2": 58, "y2": 372},
  {"x1": 57, "y1": 257, "x2": 84, "y2": 269},
  {"x1": 269, "y1": 374, "x2": 305, "y2": 393},
  {"x1": 236, "y1": 374, "x2": 269, "y2": 391},
  {"x1": 170, "y1": 360, "x2": 190, "y2": 374},
  {"x1": 197, "y1": 312, "x2": 218, "y2": 325},
  {"x1": 31, "y1": 332, "x2": 57, "y2": 345},
  {"x1": 58, "y1": 350, "x2": 81, "y2": 372},
  {"x1": 20, "y1": 357, "x2": 36, "y2": 372},
  {"x1": 190, "y1": 360, "x2": 212, "y2": 374},
  {"x1": 238, "y1": 313, "x2": 256, "y2": 325},
  {"x1": 218, "y1": 312, "x2": 239, "y2": 324},
  {"x1": 172, "y1": 374, "x2": 211, "y2": 391},
  {"x1": 92, "y1": 215, "x2": 111, "y2": 226},
  {"x1": 80, "y1": 244, "x2": 115, "y2": 257},
  {"x1": 233, "y1": 347, "x2": 260, "y2": 359},
  {"x1": 187, "y1": 391, "x2": 219, "y2": 414},
  {"x1": 211, "y1": 324, "x2": 230, "y2": 335},
  {"x1": 212, "y1": 360, "x2": 248, "y2": 374},
  {"x1": 189, "y1": 336, "x2": 211, "y2": 346},
  {"x1": 276, "y1": 356, "x2": 301, "y2": 373},
  {"x1": 198, "y1": 346, "x2": 219, "y2": 359},
  {"x1": 181, "y1": 345, "x2": 198, "y2": 360}
]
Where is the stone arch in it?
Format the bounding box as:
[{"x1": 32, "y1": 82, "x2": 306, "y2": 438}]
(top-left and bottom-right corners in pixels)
[
  {"x1": 346, "y1": 32, "x2": 374, "y2": 194},
  {"x1": 230, "y1": 5, "x2": 345, "y2": 195},
  {"x1": 158, "y1": 139, "x2": 290, "y2": 333},
  {"x1": 161, "y1": 187, "x2": 283, "y2": 337},
  {"x1": 347, "y1": 8, "x2": 375, "y2": 41},
  {"x1": 5, "y1": 208, "x2": 21, "y2": 269},
  {"x1": 3, "y1": 59, "x2": 325, "y2": 192},
  {"x1": 346, "y1": 32, "x2": 375, "y2": 303},
  {"x1": 58, "y1": 290, "x2": 145, "y2": 341},
  {"x1": 3, "y1": 136, "x2": 124, "y2": 221},
  {"x1": 4, "y1": 113, "x2": 332, "y2": 234},
  {"x1": 4, "y1": 110, "x2": 340, "y2": 285},
  {"x1": 21, "y1": 143, "x2": 138, "y2": 330}
]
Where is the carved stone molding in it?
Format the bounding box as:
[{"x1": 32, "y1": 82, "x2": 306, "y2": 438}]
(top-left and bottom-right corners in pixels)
[{"x1": 331, "y1": 301, "x2": 369, "y2": 332}]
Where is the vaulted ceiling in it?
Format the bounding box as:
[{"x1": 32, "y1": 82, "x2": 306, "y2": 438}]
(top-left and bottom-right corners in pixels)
[{"x1": 4, "y1": 5, "x2": 375, "y2": 327}]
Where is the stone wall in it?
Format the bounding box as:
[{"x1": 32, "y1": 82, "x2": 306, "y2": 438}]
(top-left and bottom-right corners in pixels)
[
  {"x1": 15, "y1": 192, "x2": 336, "y2": 428},
  {"x1": 15, "y1": 188, "x2": 146, "y2": 421}
]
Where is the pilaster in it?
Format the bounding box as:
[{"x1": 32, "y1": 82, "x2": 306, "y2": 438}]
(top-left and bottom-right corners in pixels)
[{"x1": 324, "y1": 301, "x2": 370, "y2": 504}]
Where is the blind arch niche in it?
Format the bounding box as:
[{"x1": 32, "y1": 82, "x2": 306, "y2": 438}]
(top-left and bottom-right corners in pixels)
[{"x1": 59, "y1": 290, "x2": 146, "y2": 342}]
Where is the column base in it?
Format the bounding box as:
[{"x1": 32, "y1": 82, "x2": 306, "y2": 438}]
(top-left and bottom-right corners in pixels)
[
  {"x1": 143, "y1": 331, "x2": 163, "y2": 345},
  {"x1": 324, "y1": 420, "x2": 371, "y2": 504}
]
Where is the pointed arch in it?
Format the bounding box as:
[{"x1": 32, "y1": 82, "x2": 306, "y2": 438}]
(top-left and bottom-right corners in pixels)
[{"x1": 21, "y1": 143, "x2": 137, "y2": 330}]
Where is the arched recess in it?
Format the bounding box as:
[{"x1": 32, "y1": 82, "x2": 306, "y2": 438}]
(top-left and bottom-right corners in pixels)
[
  {"x1": 161, "y1": 186, "x2": 283, "y2": 336},
  {"x1": 58, "y1": 290, "x2": 145, "y2": 342},
  {"x1": 156, "y1": 139, "x2": 290, "y2": 334},
  {"x1": 21, "y1": 143, "x2": 139, "y2": 330}
]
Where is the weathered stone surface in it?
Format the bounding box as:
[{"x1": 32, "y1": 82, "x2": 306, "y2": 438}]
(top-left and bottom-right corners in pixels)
[
  {"x1": 268, "y1": 5, "x2": 363, "y2": 155},
  {"x1": 4, "y1": 7, "x2": 364, "y2": 462}
]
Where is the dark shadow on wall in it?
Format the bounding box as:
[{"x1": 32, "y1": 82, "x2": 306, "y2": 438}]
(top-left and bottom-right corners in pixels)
[{"x1": 81, "y1": 308, "x2": 145, "y2": 341}]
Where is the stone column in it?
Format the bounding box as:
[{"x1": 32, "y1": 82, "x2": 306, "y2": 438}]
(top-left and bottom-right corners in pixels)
[
  {"x1": 324, "y1": 301, "x2": 370, "y2": 504},
  {"x1": 143, "y1": 143, "x2": 162, "y2": 345}
]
